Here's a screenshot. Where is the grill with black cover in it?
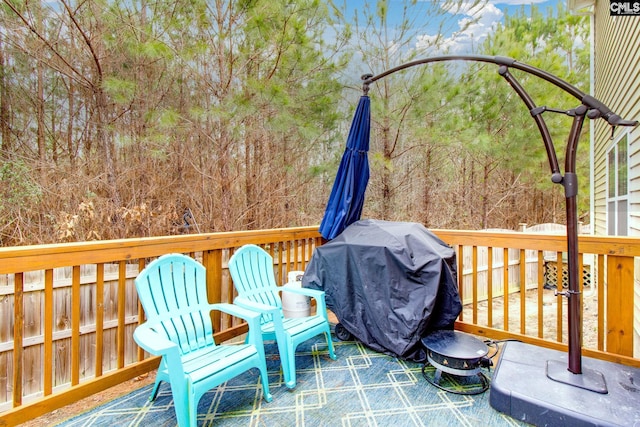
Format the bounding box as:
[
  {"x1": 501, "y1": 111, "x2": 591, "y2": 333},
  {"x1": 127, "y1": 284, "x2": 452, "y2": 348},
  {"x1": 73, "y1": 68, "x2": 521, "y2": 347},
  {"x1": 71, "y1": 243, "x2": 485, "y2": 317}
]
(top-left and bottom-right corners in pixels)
[{"x1": 303, "y1": 219, "x2": 462, "y2": 361}]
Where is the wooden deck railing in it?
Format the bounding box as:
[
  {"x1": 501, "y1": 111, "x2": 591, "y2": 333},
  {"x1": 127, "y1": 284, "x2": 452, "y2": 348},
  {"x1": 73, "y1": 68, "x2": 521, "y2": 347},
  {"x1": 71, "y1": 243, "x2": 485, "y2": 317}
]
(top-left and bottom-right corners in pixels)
[
  {"x1": 0, "y1": 227, "x2": 323, "y2": 426},
  {"x1": 439, "y1": 229, "x2": 640, "y2": 367},
  {"x1": 0, "y1": 226, "x2": 638, "y2": 425}
]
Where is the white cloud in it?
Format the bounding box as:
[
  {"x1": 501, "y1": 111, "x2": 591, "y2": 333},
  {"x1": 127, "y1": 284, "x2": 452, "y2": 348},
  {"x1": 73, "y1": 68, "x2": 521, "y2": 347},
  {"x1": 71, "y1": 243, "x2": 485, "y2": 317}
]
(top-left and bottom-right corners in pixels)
[{"x1": 415, "y1": 2, "x2": 505, "y2": 54}]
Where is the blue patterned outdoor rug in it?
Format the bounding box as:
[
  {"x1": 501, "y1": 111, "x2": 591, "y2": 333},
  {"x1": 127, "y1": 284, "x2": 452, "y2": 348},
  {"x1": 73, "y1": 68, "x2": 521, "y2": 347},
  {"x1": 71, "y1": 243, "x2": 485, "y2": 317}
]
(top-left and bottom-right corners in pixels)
[{"x1": 58, "y1": 337, "x2": 528, "y2": 426}]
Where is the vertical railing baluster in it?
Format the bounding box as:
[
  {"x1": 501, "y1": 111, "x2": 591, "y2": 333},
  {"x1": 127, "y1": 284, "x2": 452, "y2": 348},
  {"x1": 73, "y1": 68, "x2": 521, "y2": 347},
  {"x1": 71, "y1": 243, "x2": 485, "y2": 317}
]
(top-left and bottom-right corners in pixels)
[
  {"x1": 487, "y1": 247, "x2": 493, "y2": 328},
  {"x1": 43, "y1": 269, "x2": 53, "y2": 396},
  {"x1": 472, "y1": 246, "x2": 478, "y2": 325},
  {"x1": 520, "y1": 248, "x2": 526, "y2": 335},
  {"x1": 134, "y1": 260, "x2": 144, "y2": 362},
  {"x1": 302, "y1": 238, "x2": 309, "y2": 271},
  {"x1": 537, "y1": 251, "x2": 544, "y2": 339},
  {"x1": 597, "y1": 254, "x2": 605, "y2": 351},
  {"x1": 578, "y1": 252, "x2": 585, "y2": 347},
  {"x1": 96, "y1": 263, "x2": 105, "y2": 375},
  {"x1": 503, "y1": 248, "x2": 509, "y2": 331},
  {"x1": 117, "y1": 262, "x2": 126, "y2": 369},
  {"x1": 278, "y1": 242, "x2": 284, "y2": 285},
  {"x1": 71, "y1": 266, "x2": 80, "y2": 385},
  {"x1": 556, "y1": 252, "x2": 563, "y2": 342},
  {"x1": 13, "y1": 272, "x2": 24, "y2": 407},
  {"x1": 287, "y1": 240, "x2": 294, "y2": 280}
]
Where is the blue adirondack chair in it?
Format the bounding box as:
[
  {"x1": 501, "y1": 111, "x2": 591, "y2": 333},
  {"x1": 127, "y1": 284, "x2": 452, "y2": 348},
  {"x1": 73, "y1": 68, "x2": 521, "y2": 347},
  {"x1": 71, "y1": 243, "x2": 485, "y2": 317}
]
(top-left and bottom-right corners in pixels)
[
  {"x1": 228, "y1": 244, "x2": 337, "y2": 388},
  {"x1": 133, "y1": 253, "x2": 273, "y2": 427}
]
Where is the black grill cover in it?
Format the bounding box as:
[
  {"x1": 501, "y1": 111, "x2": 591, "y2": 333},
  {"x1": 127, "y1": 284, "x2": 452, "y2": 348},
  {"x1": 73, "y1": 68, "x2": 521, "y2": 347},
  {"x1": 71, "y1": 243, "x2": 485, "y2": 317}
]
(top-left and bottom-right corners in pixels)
[{"x1": 302, "y1": 219, "x2": 462, "y2": 361}]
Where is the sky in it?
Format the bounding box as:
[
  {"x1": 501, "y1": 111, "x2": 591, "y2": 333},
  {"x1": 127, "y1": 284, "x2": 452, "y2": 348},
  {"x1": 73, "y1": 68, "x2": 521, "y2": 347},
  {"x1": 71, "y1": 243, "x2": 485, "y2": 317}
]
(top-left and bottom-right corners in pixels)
[{"x1": 344, "y1": 0, "x2": 562, "y2": 54}]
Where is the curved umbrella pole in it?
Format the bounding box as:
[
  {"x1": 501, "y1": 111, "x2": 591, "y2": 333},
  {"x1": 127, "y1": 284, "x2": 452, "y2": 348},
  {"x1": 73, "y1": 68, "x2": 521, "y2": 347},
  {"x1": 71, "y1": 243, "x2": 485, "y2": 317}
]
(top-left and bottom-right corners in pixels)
[{"x1": 362, "y1": 55, "x2": 638, "y2": 385}]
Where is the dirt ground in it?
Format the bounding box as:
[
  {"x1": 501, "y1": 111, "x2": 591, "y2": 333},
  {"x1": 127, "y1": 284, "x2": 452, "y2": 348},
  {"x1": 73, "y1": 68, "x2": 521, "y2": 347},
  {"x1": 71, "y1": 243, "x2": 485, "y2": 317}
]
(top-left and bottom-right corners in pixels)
[
  {"x1": 20, "y1": 289, "x2": 598, "y2": 426},
  {"x1": 18, "y1": 373, "x2": 157, "y2": 426}
]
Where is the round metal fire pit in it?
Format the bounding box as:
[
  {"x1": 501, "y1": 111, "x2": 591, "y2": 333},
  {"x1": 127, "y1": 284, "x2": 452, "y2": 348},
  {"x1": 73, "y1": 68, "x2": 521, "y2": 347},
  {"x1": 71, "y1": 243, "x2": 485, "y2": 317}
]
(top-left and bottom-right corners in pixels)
[{"x1": 421, "y1": 330, "x2": 490, "y2": 395}]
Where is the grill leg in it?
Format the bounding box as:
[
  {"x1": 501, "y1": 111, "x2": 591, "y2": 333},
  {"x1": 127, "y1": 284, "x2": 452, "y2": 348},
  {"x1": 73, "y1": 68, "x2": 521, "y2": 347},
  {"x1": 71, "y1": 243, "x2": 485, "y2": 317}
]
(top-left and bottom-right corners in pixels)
[{"x1": 433, "y1": 369, "x2": 442, "y2": 384}]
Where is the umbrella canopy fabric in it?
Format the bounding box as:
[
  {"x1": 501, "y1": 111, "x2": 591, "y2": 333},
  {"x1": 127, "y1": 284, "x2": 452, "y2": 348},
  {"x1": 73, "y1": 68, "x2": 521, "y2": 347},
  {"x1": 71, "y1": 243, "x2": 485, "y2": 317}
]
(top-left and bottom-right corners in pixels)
[{"x1": 319, "y1": 95, "x2": 371, "y2": 240}]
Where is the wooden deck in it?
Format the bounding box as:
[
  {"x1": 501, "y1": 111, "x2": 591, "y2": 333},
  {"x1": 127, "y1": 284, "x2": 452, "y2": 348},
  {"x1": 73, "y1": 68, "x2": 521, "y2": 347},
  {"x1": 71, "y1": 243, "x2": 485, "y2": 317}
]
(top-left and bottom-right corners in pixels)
[{"x1": 1, "y1": 226, "x2": 639, "y2": 425}]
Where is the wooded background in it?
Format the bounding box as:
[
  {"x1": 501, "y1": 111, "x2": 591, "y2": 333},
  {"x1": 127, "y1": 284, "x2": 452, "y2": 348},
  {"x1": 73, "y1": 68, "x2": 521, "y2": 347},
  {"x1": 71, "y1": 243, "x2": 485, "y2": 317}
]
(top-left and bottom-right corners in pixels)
[{"x1": 0, "y1": 0, "x2": 589, "y2": 246}]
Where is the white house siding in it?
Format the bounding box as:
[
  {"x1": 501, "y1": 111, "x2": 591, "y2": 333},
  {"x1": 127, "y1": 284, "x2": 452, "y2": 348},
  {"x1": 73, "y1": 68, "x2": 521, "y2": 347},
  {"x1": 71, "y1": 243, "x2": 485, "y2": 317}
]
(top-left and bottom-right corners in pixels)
[
  {"x1": 592, "y1": 0, "x2": 640, "y2": 356},
  {"x1": 593, "y1": 4, "x2": 640, "y2": 235}
]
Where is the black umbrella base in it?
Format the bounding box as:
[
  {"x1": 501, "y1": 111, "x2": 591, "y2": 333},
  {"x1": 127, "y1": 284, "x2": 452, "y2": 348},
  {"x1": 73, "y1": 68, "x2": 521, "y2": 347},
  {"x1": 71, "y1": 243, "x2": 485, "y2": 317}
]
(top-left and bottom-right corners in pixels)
[{"x1": 490, "y1": 341, "x2": 640, "y2": 426}]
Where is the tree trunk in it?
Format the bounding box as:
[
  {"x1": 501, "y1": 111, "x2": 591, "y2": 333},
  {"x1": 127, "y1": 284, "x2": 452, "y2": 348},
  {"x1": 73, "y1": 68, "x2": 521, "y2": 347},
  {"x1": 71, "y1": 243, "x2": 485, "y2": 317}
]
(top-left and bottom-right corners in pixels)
[
  {"x1": 96, "y1": 88, "x2": 121, "y2": 211},
  {"x1": 37, "y1": 59, "x2": 46, "y2": 179},
  {"x1": 481, "y1": 159, "x2": 490, "y2": 229},
  {"x1": 421, "y1": 147, "x2": 433, "y2": 225},
  {"x1": 67, "y1": 77, "x2": 75, "y2": 168},
  {"x1": 0, "y1": 37, "x2": 10, "y2": 158}
]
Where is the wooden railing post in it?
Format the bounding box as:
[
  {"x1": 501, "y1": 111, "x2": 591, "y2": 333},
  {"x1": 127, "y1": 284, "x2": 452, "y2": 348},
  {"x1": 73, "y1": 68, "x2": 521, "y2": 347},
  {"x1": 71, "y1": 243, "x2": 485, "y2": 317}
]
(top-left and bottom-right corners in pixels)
[
  {"x1": 606, "y1": 255, "x2": 634, "y2": 356},
  {"x1": 203, "y1": 249, "x2": 224, "y2": 333},
  {"x1": 203, "y1": 249, "x2": 223, "y2": 304}
]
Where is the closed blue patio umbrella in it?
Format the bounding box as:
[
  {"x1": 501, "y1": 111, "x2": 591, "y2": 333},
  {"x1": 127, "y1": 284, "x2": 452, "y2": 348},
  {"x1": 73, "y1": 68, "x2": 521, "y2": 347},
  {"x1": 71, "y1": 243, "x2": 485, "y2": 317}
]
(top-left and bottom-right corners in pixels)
[{"x1": 319, "y1": 95, "x2": 371, "y2": 240}]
